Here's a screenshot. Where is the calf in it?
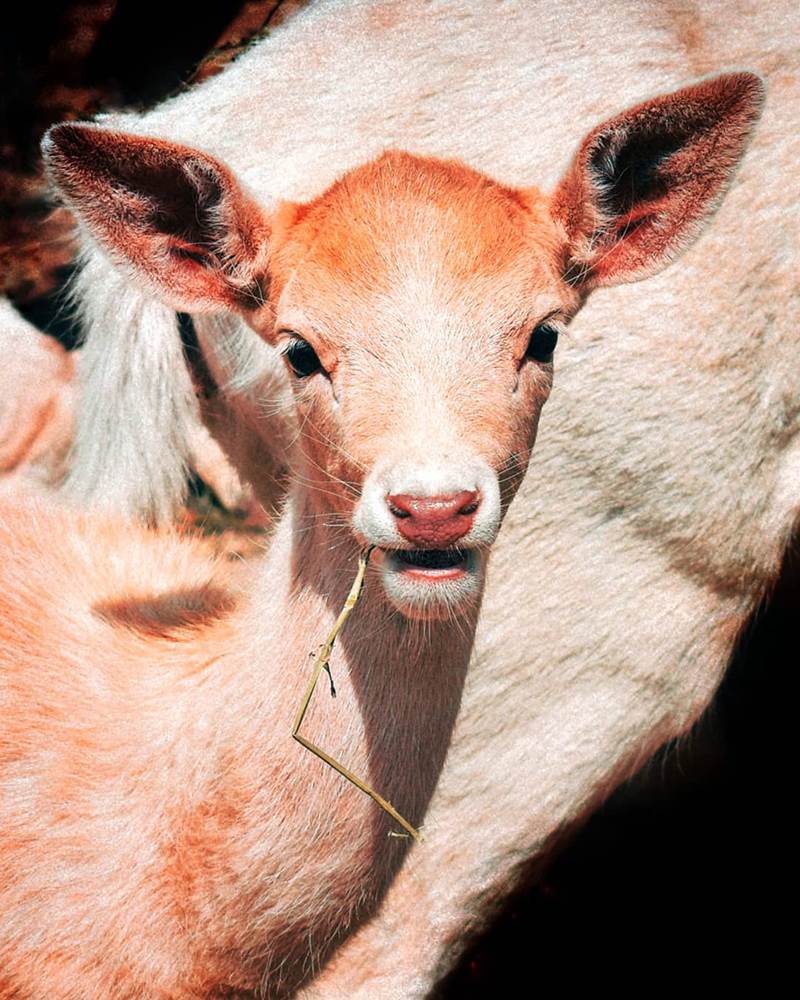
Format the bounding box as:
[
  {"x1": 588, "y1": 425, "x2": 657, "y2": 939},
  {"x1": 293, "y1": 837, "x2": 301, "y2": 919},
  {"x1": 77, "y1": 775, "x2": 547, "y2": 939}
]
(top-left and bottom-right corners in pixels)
[
  {"x1": 40, "y1": 0, "x2": 799, "y2": 994},
  {"x1": 1, "y1": 71, "x2": 764, "y2": 996}
]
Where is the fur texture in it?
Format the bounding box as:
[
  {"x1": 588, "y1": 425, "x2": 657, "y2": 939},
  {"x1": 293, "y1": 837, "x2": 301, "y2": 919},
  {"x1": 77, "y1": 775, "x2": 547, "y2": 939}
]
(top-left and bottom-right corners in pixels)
[
  {"x1": 35, "y1": 0, "x2": 799, "y2": 995},
  {"x1": 0, "y1": 298, "x2": 76, "y2": 490},
  {"x1": 2, "y1": 134, "x2": 712, "y2": 994},
  {"x1": 0, "y1": 498, "x2": 472, "y2": 998}
]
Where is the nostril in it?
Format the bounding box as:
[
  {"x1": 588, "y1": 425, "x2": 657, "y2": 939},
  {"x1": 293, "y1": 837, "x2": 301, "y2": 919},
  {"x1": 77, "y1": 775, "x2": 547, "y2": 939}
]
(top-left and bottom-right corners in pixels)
[
  {"x1": 387, "y1": 499, "x2": 412, "y2": 519},
  {"x1": 386, "y1": 491, "x2": 480, "y2": 521}
]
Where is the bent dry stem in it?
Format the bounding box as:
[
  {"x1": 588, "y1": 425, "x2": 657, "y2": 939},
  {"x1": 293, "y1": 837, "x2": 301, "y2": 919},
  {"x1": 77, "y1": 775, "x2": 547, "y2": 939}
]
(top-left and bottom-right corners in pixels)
[{"x1": 291, "y1": 546, "x2": 422, "y2": 841}]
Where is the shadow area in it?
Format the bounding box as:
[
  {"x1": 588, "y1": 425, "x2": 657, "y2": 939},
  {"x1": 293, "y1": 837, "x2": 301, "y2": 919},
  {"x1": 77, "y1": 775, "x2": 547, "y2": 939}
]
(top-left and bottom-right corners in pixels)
[
  {"x1": 93, "y1": 585, "x2": 238, "y2": 639},
  {"x1": 435, "y1": 538, "x2": 799, "y2": 996}
]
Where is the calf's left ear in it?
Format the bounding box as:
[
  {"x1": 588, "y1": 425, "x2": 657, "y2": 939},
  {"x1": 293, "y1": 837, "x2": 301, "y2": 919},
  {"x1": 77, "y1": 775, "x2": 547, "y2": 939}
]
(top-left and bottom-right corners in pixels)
[
  {"x1": 42, "y1": 124, "x2": 270, "y2": 313},
  {"x1": 551, "y1": 72, "x2": 765, "y2": 290}
]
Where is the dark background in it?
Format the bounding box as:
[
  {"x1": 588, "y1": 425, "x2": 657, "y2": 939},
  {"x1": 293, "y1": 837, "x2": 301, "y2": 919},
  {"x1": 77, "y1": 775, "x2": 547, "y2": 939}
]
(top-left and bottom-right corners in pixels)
[{"x1": 1, "y1": 2, "x2": 794, "y2": 993}]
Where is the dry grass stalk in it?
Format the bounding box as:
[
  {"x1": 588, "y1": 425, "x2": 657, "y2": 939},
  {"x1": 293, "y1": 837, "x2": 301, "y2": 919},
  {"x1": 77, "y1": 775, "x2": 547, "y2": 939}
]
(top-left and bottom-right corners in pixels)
[{"x1": 291, "y1": 545, "x2": 421, "y2": 841}]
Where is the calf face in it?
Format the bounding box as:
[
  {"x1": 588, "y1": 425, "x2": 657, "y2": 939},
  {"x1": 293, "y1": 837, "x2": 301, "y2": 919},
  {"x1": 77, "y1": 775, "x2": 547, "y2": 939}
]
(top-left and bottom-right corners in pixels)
[
  {"x1": 264, "y1": 153, "x2": 573, "y2": 617},
  {"x1": 43, "y1": 71, "x2": 764, "y2": 618}
]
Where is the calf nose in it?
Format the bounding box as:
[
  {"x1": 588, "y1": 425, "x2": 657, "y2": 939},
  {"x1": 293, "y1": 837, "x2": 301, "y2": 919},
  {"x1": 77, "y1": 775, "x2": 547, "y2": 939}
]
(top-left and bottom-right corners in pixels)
[{"x1": 386, "y1": 490, "x2": 480, "y2": 546}]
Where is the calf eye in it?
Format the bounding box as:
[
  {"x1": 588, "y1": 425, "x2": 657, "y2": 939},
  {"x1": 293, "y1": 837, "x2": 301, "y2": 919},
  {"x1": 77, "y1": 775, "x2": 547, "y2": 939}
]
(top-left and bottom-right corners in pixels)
[
  {"x1": 284, "y1": 337, "x2": 323, "y2": 379},
  {"x1": 525, "y1": 324, "x2": 559, "y2": 363}
]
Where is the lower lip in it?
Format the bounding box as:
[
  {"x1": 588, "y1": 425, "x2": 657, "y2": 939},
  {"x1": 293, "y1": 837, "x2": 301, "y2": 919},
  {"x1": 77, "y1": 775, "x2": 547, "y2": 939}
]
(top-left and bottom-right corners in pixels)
[{"x1": 401, "y1": 564, "x2": 467, "y2": 581}]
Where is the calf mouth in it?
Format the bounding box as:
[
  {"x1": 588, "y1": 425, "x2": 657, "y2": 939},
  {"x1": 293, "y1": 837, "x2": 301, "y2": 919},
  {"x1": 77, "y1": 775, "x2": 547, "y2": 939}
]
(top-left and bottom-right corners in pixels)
[
  {"x1": 383, "y1": 547, "x2": 474, "y2": 581},
  {"x1": 376, "y1": 546, "x2": 484, "y2": 619}
]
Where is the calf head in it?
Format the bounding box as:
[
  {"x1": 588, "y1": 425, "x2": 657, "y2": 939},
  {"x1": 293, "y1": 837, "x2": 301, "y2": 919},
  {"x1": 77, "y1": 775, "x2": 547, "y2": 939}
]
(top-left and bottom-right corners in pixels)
[{"x1": 44, "y1": 72, "x2": 763, "y2": 618}]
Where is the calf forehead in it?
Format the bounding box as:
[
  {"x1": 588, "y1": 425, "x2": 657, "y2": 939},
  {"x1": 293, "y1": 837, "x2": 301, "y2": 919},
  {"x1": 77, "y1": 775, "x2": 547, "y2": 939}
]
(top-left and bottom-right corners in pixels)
[{"x1": 271, "y1": 151, "x2": 563, "y2": 333}]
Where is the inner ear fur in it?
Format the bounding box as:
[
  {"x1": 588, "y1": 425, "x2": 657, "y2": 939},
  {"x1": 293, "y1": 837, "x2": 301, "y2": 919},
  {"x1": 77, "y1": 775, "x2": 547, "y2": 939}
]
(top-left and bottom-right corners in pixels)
[
  {"x1": 551, "y1": 71, "x2": 765, "y2": 289},
  {"x1": 42, "y1": 124, "x2": 271, "y2": 313}
]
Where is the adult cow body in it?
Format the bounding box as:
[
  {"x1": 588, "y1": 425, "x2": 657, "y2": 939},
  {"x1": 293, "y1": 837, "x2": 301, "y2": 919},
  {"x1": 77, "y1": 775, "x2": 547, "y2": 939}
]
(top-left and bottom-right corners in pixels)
[{"x1": 53, "y1": 1, "x2": 798, "y2": 996}]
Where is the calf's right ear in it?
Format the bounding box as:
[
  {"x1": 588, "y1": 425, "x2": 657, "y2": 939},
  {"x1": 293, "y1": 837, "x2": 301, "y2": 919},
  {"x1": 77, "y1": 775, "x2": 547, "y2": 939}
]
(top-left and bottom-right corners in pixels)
[
  {"x1": 551, "y1": 71, "x2": 765, "y2": 290},
  {"x1": 42, "y1": 124, "x2": 271, "y2": 314}
]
